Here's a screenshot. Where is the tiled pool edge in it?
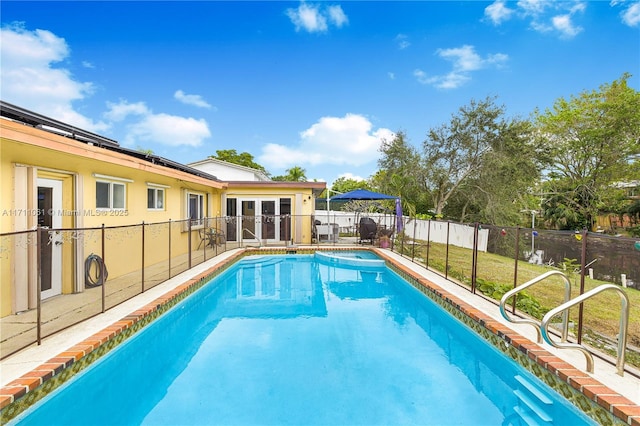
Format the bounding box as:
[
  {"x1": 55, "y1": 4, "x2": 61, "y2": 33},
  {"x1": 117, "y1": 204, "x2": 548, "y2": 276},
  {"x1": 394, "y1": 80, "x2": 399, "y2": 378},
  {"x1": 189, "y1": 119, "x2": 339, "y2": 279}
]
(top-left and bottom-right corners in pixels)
[
  {"x1": 373, "y1": 250, "x2": 640, "y2": 426},
  {"x1": 1, "y1": 247, "x2": 638, "y2": 425},
  {"x1": 0, "y1": 251, "x2": 245, "y2": 423}
]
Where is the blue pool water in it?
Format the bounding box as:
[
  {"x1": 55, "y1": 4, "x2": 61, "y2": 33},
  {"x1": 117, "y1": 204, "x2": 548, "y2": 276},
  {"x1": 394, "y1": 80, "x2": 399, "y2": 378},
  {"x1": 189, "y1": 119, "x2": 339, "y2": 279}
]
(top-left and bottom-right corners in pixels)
[{"x1": 13, "y1": 253, "x2": 595, "y2": 425}]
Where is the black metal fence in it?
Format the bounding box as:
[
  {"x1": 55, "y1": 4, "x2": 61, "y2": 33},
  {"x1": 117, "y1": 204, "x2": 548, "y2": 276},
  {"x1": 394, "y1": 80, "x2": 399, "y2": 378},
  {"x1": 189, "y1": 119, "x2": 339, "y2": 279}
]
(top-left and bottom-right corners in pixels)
[
  {"x1": 1, "y1": 217, "x2": 238, "y2": 359},
  {"x1": 393, "y1": 218, "x2": 639, "y2": 367},
  {"x1": 1, "y1": 214, "x2": 638, "y2": 365}
]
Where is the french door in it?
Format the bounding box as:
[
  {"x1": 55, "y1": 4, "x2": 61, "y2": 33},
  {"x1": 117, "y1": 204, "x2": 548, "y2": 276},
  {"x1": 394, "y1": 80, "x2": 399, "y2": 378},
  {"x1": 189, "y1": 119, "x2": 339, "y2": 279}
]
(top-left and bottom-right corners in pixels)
[
  {"x1": 37, "y1": 178, "x2": 63, "y2": 299},
  {"x1": 225, "y1": 199, "x2": 278, "y2": 243}
]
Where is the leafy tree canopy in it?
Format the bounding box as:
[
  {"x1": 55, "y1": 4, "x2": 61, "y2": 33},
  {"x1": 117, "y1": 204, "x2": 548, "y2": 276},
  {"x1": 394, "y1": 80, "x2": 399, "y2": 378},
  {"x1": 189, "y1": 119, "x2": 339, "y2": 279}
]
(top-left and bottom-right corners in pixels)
[
  {"x1": 272, "y1": 166, "x2": 308, "y2": 182},
  {"x1": 535, "y1": 73, "x2": 640, "y2": 230},
  {"x1": 209, "y1": 149, "x2": 269, "y2": 176},
  {"x1": 330, "y1": 177, "x2": 370, "y2": 194},
  {"x1": 376, "y1": 131, "x2": 425, "y2": 218}
]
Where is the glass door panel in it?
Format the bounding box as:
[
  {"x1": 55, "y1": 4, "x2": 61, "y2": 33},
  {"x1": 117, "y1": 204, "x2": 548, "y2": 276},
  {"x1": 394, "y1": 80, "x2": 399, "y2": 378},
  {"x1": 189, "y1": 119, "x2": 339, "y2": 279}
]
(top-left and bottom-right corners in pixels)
[
  {"x1": 261, "y1": 200, "x2": 276, "y2": 240},
  {"x1": 241, "y1": 200, "x2": 256, "y2": 240}
]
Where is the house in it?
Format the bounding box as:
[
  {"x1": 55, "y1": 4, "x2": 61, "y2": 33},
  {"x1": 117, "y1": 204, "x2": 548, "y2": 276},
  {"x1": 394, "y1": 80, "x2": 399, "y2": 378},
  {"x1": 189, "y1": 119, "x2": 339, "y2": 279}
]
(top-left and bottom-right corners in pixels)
[
  {"x1": 0, "y1": 101, "x2": 324, "y2": 319},
  {"x1": 221, "y1": 180, "x2": 321, "y2": 244},
  {"x1": 188, "y1": 157, "x2": 271, "y2": 181},
  {"x1": 189, "y1": 158, "x2": 324, "y2": 243}
]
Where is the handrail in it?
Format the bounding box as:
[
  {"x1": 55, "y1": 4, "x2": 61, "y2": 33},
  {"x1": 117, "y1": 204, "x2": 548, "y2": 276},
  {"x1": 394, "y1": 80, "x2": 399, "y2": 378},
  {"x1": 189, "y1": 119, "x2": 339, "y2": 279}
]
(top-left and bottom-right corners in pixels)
[
  {"x1": 242, "y1": 228, "x2": 261, "y2": 247},
  {"x1": 541, "y1": 284, "x2": 629, "y2": 376},
  {"x1": 499, "y1": 270, "x2": 572, "y2": 343}
]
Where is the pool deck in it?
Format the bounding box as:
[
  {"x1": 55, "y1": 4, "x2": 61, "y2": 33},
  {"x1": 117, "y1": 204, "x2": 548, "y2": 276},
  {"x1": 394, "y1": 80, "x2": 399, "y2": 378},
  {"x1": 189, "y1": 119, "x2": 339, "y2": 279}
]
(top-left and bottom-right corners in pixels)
[{"x1": 1, "y1": 247, "x2": 639, "y2": 424}]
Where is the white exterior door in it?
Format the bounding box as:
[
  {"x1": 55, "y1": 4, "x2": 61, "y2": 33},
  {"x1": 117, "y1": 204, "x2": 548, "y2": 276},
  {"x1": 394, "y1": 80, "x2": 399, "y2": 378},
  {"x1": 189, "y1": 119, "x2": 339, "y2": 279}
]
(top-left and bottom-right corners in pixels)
[
  {"x1": 37, "y1": 178, "x2": 63, "y2": 299},
  {"x1": 238, "y1": 199, "x2": 279, "y2": 243}
]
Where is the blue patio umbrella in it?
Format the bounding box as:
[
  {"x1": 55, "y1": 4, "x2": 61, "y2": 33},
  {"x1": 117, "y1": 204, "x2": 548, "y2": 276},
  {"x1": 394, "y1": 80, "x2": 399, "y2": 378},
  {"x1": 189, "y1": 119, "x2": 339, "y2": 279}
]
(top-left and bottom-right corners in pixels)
[{"x1": 329, "y1": 189, "x2": 396, "y2": 201}]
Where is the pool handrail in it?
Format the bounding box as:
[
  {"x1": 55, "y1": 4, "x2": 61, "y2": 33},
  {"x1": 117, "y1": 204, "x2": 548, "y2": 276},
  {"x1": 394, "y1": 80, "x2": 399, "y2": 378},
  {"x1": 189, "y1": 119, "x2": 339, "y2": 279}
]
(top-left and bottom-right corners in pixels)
[
  {"x1": 541, "y1": 283, "x2": 629, "y2": 376},
  {"x1": 242, "y1": 228, "x2": 261, "y2": 247},
  {"x1": 499, "y1": 270, "x2": 571, "y2": 344}
]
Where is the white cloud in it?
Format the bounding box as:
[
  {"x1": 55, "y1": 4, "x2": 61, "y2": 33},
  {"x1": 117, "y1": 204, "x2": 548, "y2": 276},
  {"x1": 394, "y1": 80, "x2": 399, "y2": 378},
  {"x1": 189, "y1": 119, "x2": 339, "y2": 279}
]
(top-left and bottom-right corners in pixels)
[
  {"x1": 485, "y1": 1, "x2": 514, "y2": 25},
  {"x1": 327, "y1": 5, "x2": 348, "y2": 27},
  {"x1": 286, "y1": 2, "x2": 348, "y2": 33},
  {"x1": 336, "y1": 172, "x2": 366, "y2": 182},
  {"x1": 388, "y1": 72, "x2": 396, "y2": 80},
  {"x1": 395, "y1": 34, "x2": 410, "y2": 50},
  {"x1": 552, "y1": 14, "x2": 583, "y2": 38},
  {"x1": 0, "y1": 24, "x2": 212, "y2": 149},
  {"x1": 287, "y1": 3, "x2": 327, "y2": 32},
  {"x1": 105, "y1": 100, "x2": 211, "y2": 147},
  {"x1": 415, "y1": 69, "x2": 470, "y2": 90},
  {"x1": 439, "y1": 45, "x2": 483, "y2": 71},
  {"x1": 259, "y1": 114, "x2": 393, "y2": 170},
  {"x1": 0, "y1": 24, "x2": 107, "y2": 132},
  {"x1": 491, "y1": 0, "x2": 588, "y2": 38},
  {"x1": 174, "y1": 90, "x2": 212, "y2": 109},
  {"x1": 104, "y1": 100, "x2": 150, "y2": 121},
  {"x1": 516, "y1": 0, "x2": 549, "y2": 16},
  {"x1": 415, "y1": 45, "x2": 508, "y2": 89},
  {"x1": 619, "y1": 1, "x2": 640, "y2": 26},
  {"x1": 124, "y1": 113, "x2": 211, "y2": 148}
]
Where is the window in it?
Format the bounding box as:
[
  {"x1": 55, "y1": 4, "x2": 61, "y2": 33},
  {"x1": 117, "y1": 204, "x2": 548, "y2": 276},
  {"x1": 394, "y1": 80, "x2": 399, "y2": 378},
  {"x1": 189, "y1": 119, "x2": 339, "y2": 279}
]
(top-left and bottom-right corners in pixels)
[
  {"x1": 96, "y1": 181, "x2": 126, "y2": 209},
  {"x1": 147, "y1": 187, "x2": 164, "y2": 210},
  {"x1": 187, "y1": 192, "x2": 205, "y2": 226}
]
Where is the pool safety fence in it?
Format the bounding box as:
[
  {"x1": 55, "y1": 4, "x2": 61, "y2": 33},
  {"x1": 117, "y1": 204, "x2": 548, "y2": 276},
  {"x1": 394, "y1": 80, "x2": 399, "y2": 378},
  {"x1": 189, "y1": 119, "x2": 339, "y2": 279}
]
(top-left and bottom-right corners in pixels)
[
  {"x1": 392, "y1": 219, "x2": 640, "y2": 376},
  {"x1": 1, "y1": 215, "x2": 639, "y2": 369}
]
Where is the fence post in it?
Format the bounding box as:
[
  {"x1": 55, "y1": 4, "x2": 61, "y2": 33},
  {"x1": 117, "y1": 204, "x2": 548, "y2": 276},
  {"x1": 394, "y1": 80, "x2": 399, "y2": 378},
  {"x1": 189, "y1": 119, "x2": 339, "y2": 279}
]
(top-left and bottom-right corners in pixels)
[
  {"x1": 101, "y1": 223, "x2": 105, "y2": 313},
  {"x1": 425, "y1": 219, "x2": 431, "y2": 269},
  {"x1": 471, "y1": 223, "x2": 478, "y2": 294},
  {"x1": 168, "y1": 219, "x2": 172, "y2": 279},
  {"x1": 411, "y1": 219, "x2": 417, "y2": 261},
  {"x1": 202, "y1": 217, "x2": 207, "y2": 261},
  {"x1": 36, "y1": 226, "x2": 43, "y2": 345},
  {"x1": 445, "y1": 221, "x2": 450, "y2": 279},
  {"x1": 512, "y1": 227, "x2": 520, "y2": 314},
  {"x1": 188, "y1": 219, "x2": 192, "y2": 270},
  {"x1": 577, "y1": 229, "x2": 588, "y2": 344},
  {"x1": 141, "y1": 221, "x2": 145, "y2": 293}
]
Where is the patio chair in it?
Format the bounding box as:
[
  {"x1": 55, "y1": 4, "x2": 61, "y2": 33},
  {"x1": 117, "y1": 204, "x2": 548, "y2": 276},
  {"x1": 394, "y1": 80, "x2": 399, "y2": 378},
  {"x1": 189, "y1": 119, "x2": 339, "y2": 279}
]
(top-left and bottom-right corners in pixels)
[
  {"x1": 358, "y1": 217, "x2": 377, "y2": 245},
  {"x1": 312, "y1": 219, "x2": 321, "y2": 243},
  {"x1": 198, "y1": 228, "x2": 226, "y2": 249}
]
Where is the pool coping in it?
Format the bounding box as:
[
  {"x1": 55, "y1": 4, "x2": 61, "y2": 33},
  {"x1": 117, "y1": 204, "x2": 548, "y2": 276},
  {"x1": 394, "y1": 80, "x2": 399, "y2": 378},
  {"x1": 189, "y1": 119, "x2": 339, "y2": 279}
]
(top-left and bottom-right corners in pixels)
[{"x1": 1, "y1": 247, "x2": 638, "y2": 425}]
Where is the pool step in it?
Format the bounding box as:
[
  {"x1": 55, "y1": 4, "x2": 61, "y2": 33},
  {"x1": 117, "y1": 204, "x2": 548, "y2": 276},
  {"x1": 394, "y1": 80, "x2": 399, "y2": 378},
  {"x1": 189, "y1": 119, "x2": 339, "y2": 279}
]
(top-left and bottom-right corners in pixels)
[{"x1": 512, "y1": 375, "x2": 553, "y2": 425}]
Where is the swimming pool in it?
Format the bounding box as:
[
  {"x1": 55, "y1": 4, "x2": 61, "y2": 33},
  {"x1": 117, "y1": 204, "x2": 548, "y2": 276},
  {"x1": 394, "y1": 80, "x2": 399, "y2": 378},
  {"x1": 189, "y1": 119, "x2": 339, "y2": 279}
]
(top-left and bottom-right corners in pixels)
[{"x1": 9, "y1": 252, "x2": 596, "y2": 425}]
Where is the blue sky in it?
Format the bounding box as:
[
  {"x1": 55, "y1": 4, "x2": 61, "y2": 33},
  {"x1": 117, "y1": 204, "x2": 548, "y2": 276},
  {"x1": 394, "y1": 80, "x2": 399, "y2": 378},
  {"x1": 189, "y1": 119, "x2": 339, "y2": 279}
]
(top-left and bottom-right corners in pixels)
[{"x1": 1, "y1": 1, "x2": 639, "y2": 185}]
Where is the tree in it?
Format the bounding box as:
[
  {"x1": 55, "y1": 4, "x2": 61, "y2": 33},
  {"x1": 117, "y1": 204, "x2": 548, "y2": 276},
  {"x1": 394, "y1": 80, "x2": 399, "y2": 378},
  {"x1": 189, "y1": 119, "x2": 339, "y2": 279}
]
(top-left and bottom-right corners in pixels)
[
  {"x1": 209, "y1": 149, "x2": 269, "y2": 176},
  {"x1": 423, "y1": 96, "x2": 508, "y2": 216},
  {"x1": 331, "y1": 176, "x2": 370, "y2": 194},
  {"x1": 376, "y1": 131, "x2": 425, "y2": 216},
  {"x1": 272, "y1": 166, "x2": 307, "y2": 182},
  {"x1": 447, "y1": 118, "x2": 542, "y2": 224},
  {"x1": 535, "y1": 74, "x2": 640, "y2": 230}
]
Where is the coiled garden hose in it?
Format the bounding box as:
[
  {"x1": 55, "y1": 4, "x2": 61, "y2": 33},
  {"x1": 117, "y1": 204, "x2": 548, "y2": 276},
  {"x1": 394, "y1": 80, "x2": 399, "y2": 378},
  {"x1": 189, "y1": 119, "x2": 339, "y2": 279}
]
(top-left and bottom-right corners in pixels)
[{"x1": 85, "y1": 253, "x2": 108, "y2": 287}]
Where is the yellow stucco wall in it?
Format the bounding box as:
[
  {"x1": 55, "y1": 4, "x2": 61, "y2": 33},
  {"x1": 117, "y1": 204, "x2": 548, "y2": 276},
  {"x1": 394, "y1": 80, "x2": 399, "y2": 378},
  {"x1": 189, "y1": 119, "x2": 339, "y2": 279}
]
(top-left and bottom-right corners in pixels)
[
  {"x1": 0, "y1": 120, "x2": 224, "y2": 317},
  {"x1": 0, "y1": 119, "x2": 325, "y2": 318}
]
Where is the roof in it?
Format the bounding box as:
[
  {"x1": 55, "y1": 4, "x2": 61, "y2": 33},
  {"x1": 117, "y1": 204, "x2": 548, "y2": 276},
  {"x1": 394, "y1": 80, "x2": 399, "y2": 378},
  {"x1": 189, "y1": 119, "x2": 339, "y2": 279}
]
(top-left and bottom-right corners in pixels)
[
  {"x1": 0, "y1": 100, "x2": 222, "y2": 183},
  {"x1": 226, "y1": 181, "x2": 326, "y2": 197},
  {"x1": 188, "y1": 157, "x2": 271, "y2": 181}
]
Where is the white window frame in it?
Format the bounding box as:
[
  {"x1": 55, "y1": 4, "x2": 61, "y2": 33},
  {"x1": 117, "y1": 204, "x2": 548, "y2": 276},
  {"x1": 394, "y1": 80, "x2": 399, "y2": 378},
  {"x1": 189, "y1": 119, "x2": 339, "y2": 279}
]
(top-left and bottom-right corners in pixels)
[
  {"x1": 186, "y1": 191, "x2": 205, "y2": 228},
  {"x1": 95, "y1": 180, "x2": 127, "y2": 210},
  {"x1": 93, "y1": 174, "x2": 132, "y2": 211},
  {"x1": 146, "y1": 183, "x2": 168, "y2": 211}
]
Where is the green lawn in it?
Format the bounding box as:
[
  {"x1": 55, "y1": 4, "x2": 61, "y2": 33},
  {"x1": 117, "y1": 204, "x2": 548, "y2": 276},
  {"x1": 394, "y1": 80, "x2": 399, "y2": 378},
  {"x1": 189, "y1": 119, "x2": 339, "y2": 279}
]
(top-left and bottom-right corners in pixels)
[{"x1": 397, "y1": 239, "x2": 640, "y2": 368}]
